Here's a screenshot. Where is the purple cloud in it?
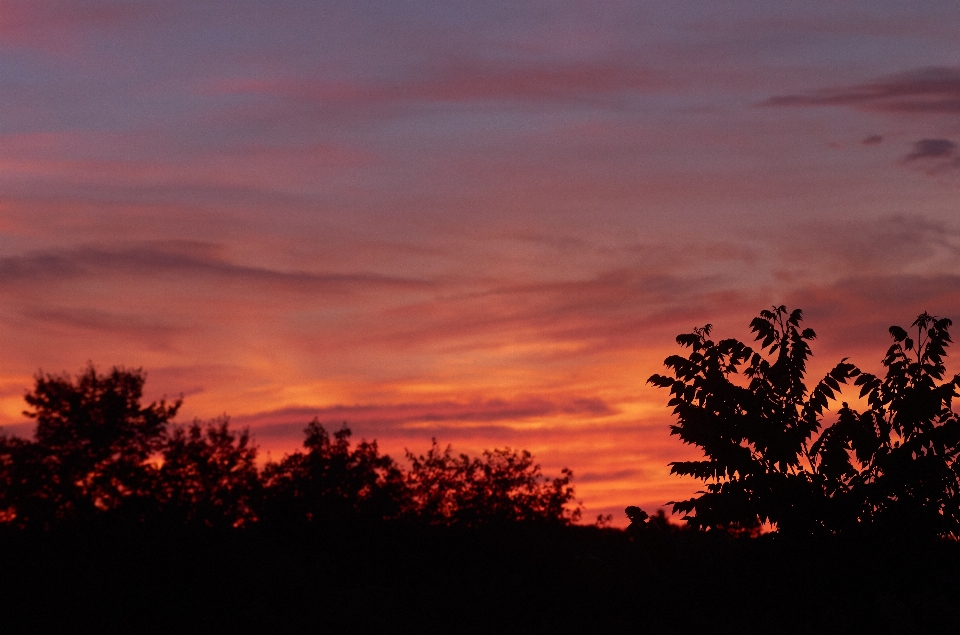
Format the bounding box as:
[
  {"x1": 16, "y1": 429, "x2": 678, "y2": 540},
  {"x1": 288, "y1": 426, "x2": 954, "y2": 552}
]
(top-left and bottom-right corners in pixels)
[
  {"x1": 238, "y1": 396, "x2": 617, "y2": 435},
  {"x1": 904, "y1": 138, "x2": 956, "y2": 160},
  {"x1": 208, "y1": 57, "x2": 661, "y2": 112},
  {"x1": 0, "y1": 242, "x2": 431, "y2": 293},
  {"x1": 763, "y1": 67, "x2": 960, "y2": 114}
]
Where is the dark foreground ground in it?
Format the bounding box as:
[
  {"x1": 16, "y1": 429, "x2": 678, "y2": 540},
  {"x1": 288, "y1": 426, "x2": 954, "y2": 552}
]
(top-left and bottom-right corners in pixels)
[{"x1": 1, "y1": 523, "x2": 957, "y2": 634}]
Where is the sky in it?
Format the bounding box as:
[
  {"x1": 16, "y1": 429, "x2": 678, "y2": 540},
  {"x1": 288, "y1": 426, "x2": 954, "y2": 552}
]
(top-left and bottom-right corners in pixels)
[{"x1": 2, "y1": 0, "x2": 960, "y2": 524}]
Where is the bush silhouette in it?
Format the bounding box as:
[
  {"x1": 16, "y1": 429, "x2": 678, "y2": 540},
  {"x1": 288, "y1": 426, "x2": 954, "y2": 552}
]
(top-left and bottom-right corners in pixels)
[
  {"x1": 405, "y1": 440, "x2": 581, "y2": 526},
  {"x1": 649, "y1": 306, "x2": 960, "y2": 539}
]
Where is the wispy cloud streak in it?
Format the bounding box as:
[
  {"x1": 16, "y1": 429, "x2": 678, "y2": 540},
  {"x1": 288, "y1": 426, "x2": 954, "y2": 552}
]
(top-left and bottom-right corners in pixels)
[
  {"x1": 0, "y1": 242, "x2": 431, "y2": 292},
  {"x1": 763, "y1": 67, "x2": 960, "y2": 114},
  {"x1": 211, "y1": 58, "x2": 660, "y2": 107},
  {"x1": 240, "y1": 396, "x2": 616, "y2": 435}
]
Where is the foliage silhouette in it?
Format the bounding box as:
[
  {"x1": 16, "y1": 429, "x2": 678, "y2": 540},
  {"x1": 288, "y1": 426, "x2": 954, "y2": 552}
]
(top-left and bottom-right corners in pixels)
[{"x1": 649, "y1": 306, "x2": 960, "y2": 539}]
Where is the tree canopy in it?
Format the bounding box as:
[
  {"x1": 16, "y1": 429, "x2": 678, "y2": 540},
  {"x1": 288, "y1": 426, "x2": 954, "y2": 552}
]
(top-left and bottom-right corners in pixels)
[{"x1": 649, "y1": 306, "x2": 960, "y2": 539}]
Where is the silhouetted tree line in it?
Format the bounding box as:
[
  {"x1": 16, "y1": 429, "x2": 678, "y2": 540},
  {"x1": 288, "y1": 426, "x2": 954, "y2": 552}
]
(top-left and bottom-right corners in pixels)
[
  {"x1": 3, "y1": 305, "x2": 958, "y2": 545},
  {"x1": 0, "y1": 367, "x2": 580, "y2": 530},
  {"x1": 649, "y1": 307, "x2": 960, "y2": 540}
]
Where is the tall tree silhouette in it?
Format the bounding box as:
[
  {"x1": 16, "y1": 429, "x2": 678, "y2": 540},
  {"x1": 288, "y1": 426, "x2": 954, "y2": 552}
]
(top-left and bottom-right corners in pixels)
[
  {"x1": 7, "y1": 366, "x2": 180, "y2": 526},
  {"x1": 650, "y1": 307, "x2": 960, "y2": 538}
]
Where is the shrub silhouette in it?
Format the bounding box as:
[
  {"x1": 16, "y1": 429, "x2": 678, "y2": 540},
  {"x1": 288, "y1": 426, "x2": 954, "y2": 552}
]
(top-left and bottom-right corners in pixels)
[{"x1": 649, "y1": 306, "x2": 960, "y2": 539}]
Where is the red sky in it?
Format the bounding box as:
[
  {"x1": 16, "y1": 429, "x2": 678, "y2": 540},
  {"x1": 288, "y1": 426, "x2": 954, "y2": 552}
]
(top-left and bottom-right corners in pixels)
[{"x1": 3, "y1": 1, "x2": 960, "y2": 523}]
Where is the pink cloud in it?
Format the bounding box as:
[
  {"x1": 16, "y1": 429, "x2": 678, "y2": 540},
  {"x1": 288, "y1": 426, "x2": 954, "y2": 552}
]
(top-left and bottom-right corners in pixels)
[
  {"x1": 0, "y1": 0, "x2": 174, "y2": 54},
  {"x1": 207, "y1": 58, "x2": 661, "y2": 108},
  {"x1": 0, "y1": 0, "x2": 147, "y2": 33},
  {"x1": 0, "y1": 130, "x2": 375, "y2": 200}
]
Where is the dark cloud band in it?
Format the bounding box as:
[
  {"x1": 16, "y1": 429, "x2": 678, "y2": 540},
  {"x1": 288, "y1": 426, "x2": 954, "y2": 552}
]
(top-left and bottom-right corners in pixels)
[{"x1": 762, "y1": 66, "x2": 960, "y2": 114}]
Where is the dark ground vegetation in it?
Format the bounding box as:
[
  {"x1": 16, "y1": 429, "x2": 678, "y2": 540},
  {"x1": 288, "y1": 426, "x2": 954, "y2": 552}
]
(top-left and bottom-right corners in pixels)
[
  {"x1": 2, "y1": 520, "x2": 958, "y2": 633},
  {"x1": 1, "y1": 308, "x2": 959, "y2": 633}
]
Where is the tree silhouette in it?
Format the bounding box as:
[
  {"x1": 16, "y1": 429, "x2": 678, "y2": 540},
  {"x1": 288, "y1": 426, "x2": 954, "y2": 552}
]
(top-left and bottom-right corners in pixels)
[
  {"x1": 815, "y1": 312, "x2": 960, "y2": 538},
  {"x1": 261, "y1": 420, "x2": 409, "y2": 524},
  {"x1": 650, "y1": 306, "x2": 960, "y2": 538},
  {"x1": 4, "y1": 366, "x2": 180, "y2": 527}
]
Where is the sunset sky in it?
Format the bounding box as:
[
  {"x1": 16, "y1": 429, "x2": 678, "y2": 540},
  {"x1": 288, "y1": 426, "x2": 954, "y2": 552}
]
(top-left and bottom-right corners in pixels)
[{"x1": 3, "y1": 1, "x2": 960, "y2": 523}]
